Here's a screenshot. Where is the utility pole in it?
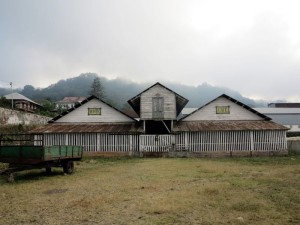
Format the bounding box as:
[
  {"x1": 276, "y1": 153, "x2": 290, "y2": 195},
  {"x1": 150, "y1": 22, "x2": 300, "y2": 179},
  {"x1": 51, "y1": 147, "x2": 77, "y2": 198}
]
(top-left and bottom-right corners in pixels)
[{"x1": 10, "y1": 82, "x2": 13, "y2": 109}]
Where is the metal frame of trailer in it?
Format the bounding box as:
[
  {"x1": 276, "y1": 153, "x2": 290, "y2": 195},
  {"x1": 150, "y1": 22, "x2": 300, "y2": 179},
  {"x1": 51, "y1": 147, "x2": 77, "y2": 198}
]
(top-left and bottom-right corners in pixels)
[{"x1": 0, "y1": 133, "x2": 83, "y2": 182}]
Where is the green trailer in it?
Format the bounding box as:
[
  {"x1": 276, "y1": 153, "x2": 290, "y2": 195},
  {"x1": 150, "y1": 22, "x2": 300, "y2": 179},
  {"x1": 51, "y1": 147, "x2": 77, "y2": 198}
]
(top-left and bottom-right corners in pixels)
[{"x1": 0, "y1": 134, "x2": 83, "y2": 182}]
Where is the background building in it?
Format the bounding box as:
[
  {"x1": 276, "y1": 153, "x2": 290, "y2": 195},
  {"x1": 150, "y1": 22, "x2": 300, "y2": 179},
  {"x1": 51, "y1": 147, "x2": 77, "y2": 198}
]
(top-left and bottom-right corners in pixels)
[
  {"x1": 4, "y1": 93, "x2": 40, "y2": 113},
  {"x1": 55, "y1": 96, "x2": 86, "y2": 110},
  {"x1": 254, "y1": 108, "x2": 300, "y2": 134}
]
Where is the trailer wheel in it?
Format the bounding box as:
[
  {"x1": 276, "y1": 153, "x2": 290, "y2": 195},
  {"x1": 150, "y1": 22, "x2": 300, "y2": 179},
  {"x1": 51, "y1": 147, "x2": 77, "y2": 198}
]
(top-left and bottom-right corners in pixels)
[
  {"x1": 63, "y1": 160, "x2": 74, "y2": 174},
  {"x1": 45, "y1": 167, "x2": 52, "y2": 175}
]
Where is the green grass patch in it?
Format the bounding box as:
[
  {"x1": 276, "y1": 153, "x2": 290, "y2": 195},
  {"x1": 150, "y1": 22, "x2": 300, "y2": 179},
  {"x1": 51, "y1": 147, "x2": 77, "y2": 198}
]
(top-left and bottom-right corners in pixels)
[{"x1": 0, "y1": 156, "x2": 299, "y2": 224}]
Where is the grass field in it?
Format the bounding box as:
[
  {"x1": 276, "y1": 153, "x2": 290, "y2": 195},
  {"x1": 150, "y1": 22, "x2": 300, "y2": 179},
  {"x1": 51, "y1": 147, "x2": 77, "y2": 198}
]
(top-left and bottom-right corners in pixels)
[{"x1": 0, "y1": 156, "x2": 299, "y2": 225}]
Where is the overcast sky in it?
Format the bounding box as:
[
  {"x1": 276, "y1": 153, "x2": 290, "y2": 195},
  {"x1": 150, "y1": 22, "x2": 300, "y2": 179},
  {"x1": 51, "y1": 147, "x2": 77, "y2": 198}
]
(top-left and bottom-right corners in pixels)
[{"x1": 0, "y1": 0, "x2": 300, "y2": 102}]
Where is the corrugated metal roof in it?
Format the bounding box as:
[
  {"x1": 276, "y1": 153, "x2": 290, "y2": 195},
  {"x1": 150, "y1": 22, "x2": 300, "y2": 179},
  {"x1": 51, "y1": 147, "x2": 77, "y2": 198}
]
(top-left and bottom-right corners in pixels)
[
  {"x1": 32, "y1": 120, "x2": 288, "y2": 134},
  {"x1": 173, "y1": 120, "x2": 288, "y2": 132},
  {"x1": 254, "y1": 108, "x2": 300, "y2": 114},
  {"x1": 268, "y1": 103, "x2": 300, "y2": 108},
  {"x1": 31, "y1": 122, "x2": 143, "y2": 133},
  {"x1": 181, "y1": 108, "x2": 198, "y2": 115},
  {"x1": 4, "y1": 93, "x2": 40, "y2": 106}
]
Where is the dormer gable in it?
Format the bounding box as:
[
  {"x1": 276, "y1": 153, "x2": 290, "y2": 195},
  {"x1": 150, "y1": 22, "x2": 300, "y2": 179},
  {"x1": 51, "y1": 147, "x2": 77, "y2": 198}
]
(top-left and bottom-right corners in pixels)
[{"x1": 128, "y1": 82, "x2": 188, "y2": 120}]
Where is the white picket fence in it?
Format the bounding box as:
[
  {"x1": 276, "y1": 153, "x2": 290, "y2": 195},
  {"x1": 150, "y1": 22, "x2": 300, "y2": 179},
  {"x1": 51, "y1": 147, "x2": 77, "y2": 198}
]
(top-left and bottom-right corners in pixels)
[
  {"x1": 175, "y1": 130, "x2": 287, "y2": 152},
  {"x1": 41, "y1": 130, "x2": 287, "y2": 153},
  {"x1": 139, "y1": 135, "x2": 173, "y2": 152},
  {"x1": 43, "y1": 133, "x2": 140, "y2": 152}
]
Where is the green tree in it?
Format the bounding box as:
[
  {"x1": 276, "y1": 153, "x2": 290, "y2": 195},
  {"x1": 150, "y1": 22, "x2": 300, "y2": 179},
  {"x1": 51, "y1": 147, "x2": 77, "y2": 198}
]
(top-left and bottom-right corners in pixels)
[
  {"x1": 35, "y1": 99, "x2": 57, "y2": 117},
  {"x1": 22, "y1": 85, "x2": 36, "y2": 98},
  {"x1": 90, "y1": 77, "x2": 105, "y2": 99},
  {"x1": 40, "y1": 99, "x2": 54, "y2": 111},
  {"x1": 0, "y1": 97, "x2": 11, "y2": 108}
]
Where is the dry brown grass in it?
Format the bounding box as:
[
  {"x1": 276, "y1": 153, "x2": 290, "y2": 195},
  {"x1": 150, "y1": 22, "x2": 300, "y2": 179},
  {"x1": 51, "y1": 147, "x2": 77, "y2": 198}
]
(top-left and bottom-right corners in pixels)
[{"x1": 0, "y1": 156, "x2": 299, "y2": 225}]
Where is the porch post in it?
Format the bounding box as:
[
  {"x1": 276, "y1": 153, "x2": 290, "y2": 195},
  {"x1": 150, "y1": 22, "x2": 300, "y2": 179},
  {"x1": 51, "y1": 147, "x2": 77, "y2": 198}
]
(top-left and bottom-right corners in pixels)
[
  {"x1": 129, "y1": 134, "x2": 133, "y2": 156},
  {"x1": 250, "y1": 131, "x2": 254, "y2": 156},
  {"x1": 185, "y1": 132, "x2": 188, "y2": 150}
]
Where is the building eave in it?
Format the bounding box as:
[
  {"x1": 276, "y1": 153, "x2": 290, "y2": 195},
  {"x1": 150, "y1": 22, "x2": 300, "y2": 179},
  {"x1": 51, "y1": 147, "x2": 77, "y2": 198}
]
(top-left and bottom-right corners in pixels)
[{"x1": 173, "y1": 120, "x2": 288, "y2": 132}]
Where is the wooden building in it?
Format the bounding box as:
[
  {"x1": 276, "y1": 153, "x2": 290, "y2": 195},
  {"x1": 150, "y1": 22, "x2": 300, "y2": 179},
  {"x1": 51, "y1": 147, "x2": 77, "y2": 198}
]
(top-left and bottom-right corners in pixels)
[
  {"x1": 34, "y1": 96, "x2": 142, "y2": 153},
  {"x1": 55, "y1": 96, "x2": 87, "y2": 110},
  {"x1": 4, "y1": 93, "x2": 41, "y2": 113},
  {"x1": 128, "y1": 82, "x2": 188, "y2": 134},
  {"x1": 173, "y1": 94, "x2": 288, "y2": 157},
  {"x1": 33, "y1": 83, "x2": 288, "y2": 157}
]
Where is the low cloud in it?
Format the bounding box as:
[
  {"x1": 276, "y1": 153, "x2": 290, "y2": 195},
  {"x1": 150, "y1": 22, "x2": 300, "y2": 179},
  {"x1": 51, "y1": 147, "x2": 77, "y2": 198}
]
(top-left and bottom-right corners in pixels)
[{"x1": 0, "y1": 0, "x2": 300, "y2": 101}]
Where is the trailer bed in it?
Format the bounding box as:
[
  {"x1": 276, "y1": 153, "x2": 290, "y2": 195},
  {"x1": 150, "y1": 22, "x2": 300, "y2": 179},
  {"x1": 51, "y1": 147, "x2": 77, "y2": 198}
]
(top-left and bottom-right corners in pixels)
[
  {"x1": 0, "y1": 134, "x2": 83, "y2": 182},
  {"x1": 0, "y1": 145, "x2": 83, "y2": 164}
]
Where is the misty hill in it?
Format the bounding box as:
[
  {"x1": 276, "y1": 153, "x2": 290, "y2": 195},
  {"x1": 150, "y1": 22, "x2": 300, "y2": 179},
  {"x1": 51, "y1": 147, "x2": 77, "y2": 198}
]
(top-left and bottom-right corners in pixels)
[{"x1": 0, "y1": 73, "x2": 267, "y2": 109}]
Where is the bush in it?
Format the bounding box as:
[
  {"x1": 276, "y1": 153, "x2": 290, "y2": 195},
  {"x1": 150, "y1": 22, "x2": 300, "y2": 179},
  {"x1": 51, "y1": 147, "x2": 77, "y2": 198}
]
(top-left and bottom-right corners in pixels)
[{"x1": 0, "y1": 97, "x2": 11, "y2": 108}]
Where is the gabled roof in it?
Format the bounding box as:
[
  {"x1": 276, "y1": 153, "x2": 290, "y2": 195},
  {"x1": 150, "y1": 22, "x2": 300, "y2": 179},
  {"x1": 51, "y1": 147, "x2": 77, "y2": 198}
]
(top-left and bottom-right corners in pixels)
[
  {"x1": 4, "y1": 93, "x2": 40, "y2": 106},
  {"x1": 180, "y1": 94, "x2": 271, "y2": 121},
  {"x1": 49, "y1": 95, "x2": 136, "y2": 123},
  {"x1": 127, "y1": 82, "x2": 189, "y2": 116}
]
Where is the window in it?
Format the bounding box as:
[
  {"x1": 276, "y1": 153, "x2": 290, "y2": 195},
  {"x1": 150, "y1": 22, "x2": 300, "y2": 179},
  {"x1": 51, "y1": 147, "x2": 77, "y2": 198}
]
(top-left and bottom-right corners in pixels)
[
  {"x1": 88, "y1": 108, "x2": 101, "y2": 115},
  {"x1": 216, "y1": 106, "x2": 230, "y2": 114}
]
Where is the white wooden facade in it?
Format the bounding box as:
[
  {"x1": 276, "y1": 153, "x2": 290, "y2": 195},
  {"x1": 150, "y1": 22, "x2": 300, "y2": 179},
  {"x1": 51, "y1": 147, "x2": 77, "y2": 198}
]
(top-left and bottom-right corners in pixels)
[
  {"x1": 54, "y1": 98, "x2": 135, "y2": 123},
  {"x1": 33, "y1": 85, "x2": 288, "y2": 157},
  {"x1": 182, "y1": 96, "x2": 264, "y2": 121},
  {"x1": 140, "y1": 84, "x2": 177, "y2": 120},
  {"x1": 36, "y1": 96, "x2": 141, "y2": 153},
  {"x1": 174, "y1": 94, "x2": 287, "y2": 155}
]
